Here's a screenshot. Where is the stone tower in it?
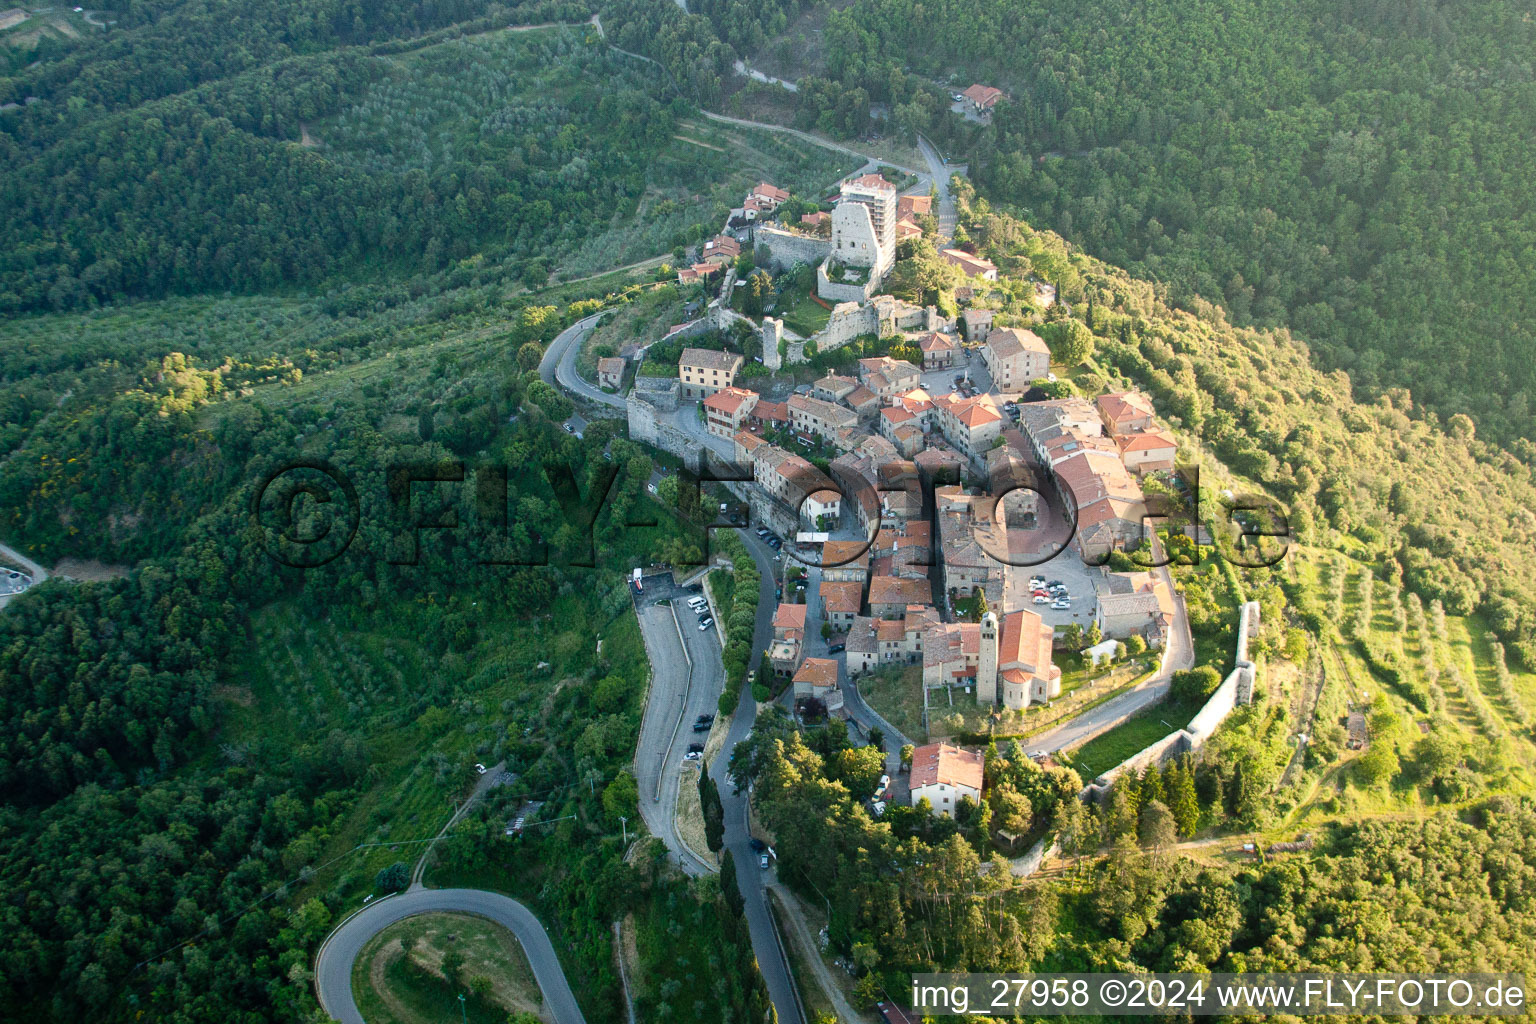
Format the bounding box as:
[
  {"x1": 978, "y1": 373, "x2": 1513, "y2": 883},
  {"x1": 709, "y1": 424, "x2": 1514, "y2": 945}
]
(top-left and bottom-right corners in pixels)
[
  {"x1": 977, "y1": 610, "x2": 999, "y2": 705},
  {"x1": 761, "y1": 316, "x2": 783, "y2": 372}
]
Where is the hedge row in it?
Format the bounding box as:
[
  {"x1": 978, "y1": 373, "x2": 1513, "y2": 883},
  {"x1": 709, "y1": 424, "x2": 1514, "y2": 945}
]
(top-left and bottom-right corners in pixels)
[{"x1": 713, "y1": 532, "x2": 763, "y2": 716}]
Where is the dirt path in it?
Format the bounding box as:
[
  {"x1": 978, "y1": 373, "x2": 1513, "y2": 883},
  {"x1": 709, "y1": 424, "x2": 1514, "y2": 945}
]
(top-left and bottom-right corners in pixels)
[{"x1": 769, "y1": 885, "x2": 869, "y2": 1023}]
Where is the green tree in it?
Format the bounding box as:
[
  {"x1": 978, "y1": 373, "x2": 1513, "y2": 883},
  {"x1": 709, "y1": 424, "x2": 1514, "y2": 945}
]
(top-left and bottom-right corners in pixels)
[
  {"x1": 602, "y1": 770, "x2": 639, "y2": 821},
  {"x1": 1356, "y1": 741, "x2": 1400, "y2": 788},
  {"x1": 1043, "y1": 318, "x2": 1094, "y2": 365},
  {"x1": 1163, "y1": 762, "x2": 1200, "y2": 837}
]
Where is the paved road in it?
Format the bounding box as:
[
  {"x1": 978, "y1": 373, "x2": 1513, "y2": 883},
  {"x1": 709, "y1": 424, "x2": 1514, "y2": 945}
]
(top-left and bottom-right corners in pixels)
[
  {"x1": 1029, "y1": 535, "x2": 1195, "y2": 768},
  {"x1": 698, "y1": 111, "x2": 926, "y2": 182},
  {"x1": 313, "y1": 888, "x2": 586, "y2": 1024},
  {"x1": 915, "y1": 133, "x2": 959, "y2": 244},
  {"x1": 538, "y1": 311, "x2": 620, "y2": 410},
  {"x1": 0, "y1": 539, "x2": 48, "y2": 610},
  {"x1": 633, "y1": 586, "x2": 720, "y2": 876},
  {"x1": 710, "y1": 529, "x2": 806, "y2": 1024}
]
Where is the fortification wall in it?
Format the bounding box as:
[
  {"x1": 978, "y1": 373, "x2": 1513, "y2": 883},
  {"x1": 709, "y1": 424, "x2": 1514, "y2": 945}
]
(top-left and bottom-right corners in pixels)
[
  {"x1": 817, "y1": 261, "x2": 878, "y2": 304},
  {"x1": 756, "y1": 226, "x2": 830, "y2": 272},
  {"x1": 817, "y1": 302, "x2": 876, "y2": 351},
  {"x1": 1081, "y1": 600, "x2": 1262, "y2": 800}
]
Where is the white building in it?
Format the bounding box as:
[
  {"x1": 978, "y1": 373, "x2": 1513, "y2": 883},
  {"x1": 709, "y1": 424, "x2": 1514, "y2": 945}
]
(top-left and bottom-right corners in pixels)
[
  {"x1": 830, "y1": 174, "x2": 897, "y2": 279},
  {"x1": 910, "y1": 742, "x2": 983, "y2": 818}
]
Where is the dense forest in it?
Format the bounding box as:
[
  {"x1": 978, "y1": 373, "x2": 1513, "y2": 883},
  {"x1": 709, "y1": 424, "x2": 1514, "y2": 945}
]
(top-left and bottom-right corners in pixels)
[
  {"x1": 739, "y1": 726, "x2": 1536, "y2": 996},
  {"x1": 0, "y1": 263, "x2": 762, "y2": 1020}
]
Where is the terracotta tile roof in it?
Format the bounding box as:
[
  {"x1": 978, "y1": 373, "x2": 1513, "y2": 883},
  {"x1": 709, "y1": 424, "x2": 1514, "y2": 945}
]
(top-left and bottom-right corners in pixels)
[
  {"x1": 876, "y1": 618, "x2": 905, "y2": 642},
  {"x1": 940, "y1": 392, "x2": 1003, "y2": 428},
  {"x1": 752, "y1": 399, "x2": 789, "y2": 423},
  {"x1": 733, "y1": 430, "x2": 766, "y2": 452},
  {"x1": 703, "y1": 386, "x2": 756, "y2": 415},
  {"x1": 773, "y1": 603, "x2": 808, "y2": 630},
  {"x1": 752, "y1": 182, "x2": 790, "y2": 202},
  {"x1": 680, "y1": 347, "x2": 743, "y2": 373},
  {"x1": 941, "y1": 248, "x2": 998, "y2": 277},
  {"x1": 822, "y1": 540, "x2": 872, "y2": 570},
  {"x1": 881, "y1": 405, "x2": 916, "y2": 426},
  {"x1": 1097, "y1": 390, "x2": 1156, "y2": 425},
  {"x1": 910, "y1": 742, "x2": 984, "y2": 791},
  {"x1": 854, "y1": 433, "x2": 899, "y2": 462},
  {"x1": 846, "y1": 385, "x2": 878, "y2": 408},
  {"x1": 815, "y1": 373, "x2": 858, "y2": 395},
  {"x1": 962, "y1": 84, "x2": 1005, "y2": 109},
  {"x1": 919, "y1": 332, "x2": 956, "y2": 353},
  {"x1": 703, "y1": 234, "x2": 741, "y2": 258},
  {"x1": 895, "y1": 218, "x2": 923, "y2": 241},
  {"x1": 844, "y1": 173, "x2": 896, "y2": 192},
  {"x1": 896, "y1": 194, "x2": 933, "y2": 219},
  {"x1": 1116, "y1": 429, "x2": 1177, "y2": 453},
  {"x1": 847, "y1": 616, "x2": 881, "y2": 654},
  {"x1": 819, "y1": 580, "x2": 864, "y2": 614},
  {"x1": 868, "y1": 575, "x2": 932, "y2": 607},
  {"x1": 1054, "y1": 450, "x2": 1141, "y2": 504},
  {"x1": 999, "y1": 608, "x2": 1055, "y2": 676},
  {"x1": 794, "y1": 657, "x2": 839, "y2": 688},
  {"x1": 986, "y1": 326, "x2": 1049, "y2": 359},
  {"x1": 597, "y1": 356, "x2": 626, "y2": 376},
  {"x1": 800, "y1": 210, "x2": 830, "y2": 227}
]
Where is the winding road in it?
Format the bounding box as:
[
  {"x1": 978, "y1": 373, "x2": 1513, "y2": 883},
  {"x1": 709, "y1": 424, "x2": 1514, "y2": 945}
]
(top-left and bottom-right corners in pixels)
[
  {"x1": 539, "y1": 311, "x2": 618, "y2": 410},
  {"x1": 710, "y1": 529, "x2": 806, "y2": 1024},
  {"x1": 314, "y1": 889, "x2": 586, "y2": 1024}
]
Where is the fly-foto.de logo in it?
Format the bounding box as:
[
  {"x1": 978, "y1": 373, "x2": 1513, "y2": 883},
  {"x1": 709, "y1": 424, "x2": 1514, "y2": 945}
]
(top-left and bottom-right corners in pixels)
[{"x1": 249, "y1": 455, "x2": 1291, "y2": 572}]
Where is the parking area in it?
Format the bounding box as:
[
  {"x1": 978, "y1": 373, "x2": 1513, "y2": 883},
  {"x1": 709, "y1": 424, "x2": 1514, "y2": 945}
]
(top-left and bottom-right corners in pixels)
[
  {"x1": 1004, "y1": 549, "x2": 1101, "y2": 631},
  {"x1": 919, "y1": 347, "x2": 993, "y2": 396}
]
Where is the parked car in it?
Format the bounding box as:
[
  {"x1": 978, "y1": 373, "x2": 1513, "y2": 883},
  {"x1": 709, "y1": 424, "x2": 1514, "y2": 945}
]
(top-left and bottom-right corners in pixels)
[
  {"x1": 879, "y1": 774, "x2": 891, "y2": 791},
  {"x1": 759, "y1": 853, "x2": 770, "y2": 869},
  {"x1": 698, "y1": 617, "x2": 714, "y2": 630},
  {"x1": 563, "y1": 423, "x2": 574, "y2": 433},
  {"x1": 827, "y1": 642, "x2": 845, "y2": 653},
  {"x1": 687, "y1": 743, "x2": 704, "y2": 753},
  {"x1": 719, "y1": 502, "x2": 729, "y2": 513},
  {"x1": 693, "y1": 721, "x2": 710, "y2": 732},
  {"x1": 696, "y1": 713, "x2": 715, "y2": 724},
  {"x1": 1033, "y1": 595, "x2": 1051, "y2": 604},
  {"x1": 1048, "y1": 579, "x2": 1064, "y2": 588},
  {"x1": 757, "y1": 527, "x2": 770, "y2": 537},
  {"x1": 1051, "y1": 600, "x2": 1070, "y2": 610},
  {"x1": 684, "y1": 751, "x2": 701, "y2": 761},
  {"x1": 474, "y1": 763, "x2": 487, "y2": 775},
  {"x1": 871, "y1": 799, "x2": 886, "y2": 816},
  {"x1": 749, "y1": 837, "x2": 767, "y2": 853}
]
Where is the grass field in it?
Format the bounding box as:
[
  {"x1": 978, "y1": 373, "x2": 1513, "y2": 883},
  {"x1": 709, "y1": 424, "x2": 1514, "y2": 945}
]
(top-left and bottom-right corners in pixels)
[
  {"x1": 1057, "y1": 697, "x2": 1203, "y2": 780},
  {"x1": 352, "y1": 912, "x2": 548, "y2": 1024},
  {"x1": 776, "y1": 286, "x2": 832, "y2": 338},
  {"x1": 859, "y1": 658, "x2": 1155, "y2": 743}
]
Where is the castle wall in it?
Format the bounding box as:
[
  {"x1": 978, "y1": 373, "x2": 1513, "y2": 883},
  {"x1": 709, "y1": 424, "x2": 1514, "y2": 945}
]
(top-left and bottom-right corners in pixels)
[{"x1": 755, "y1": 226, "x2": 831, "y2": 272}]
